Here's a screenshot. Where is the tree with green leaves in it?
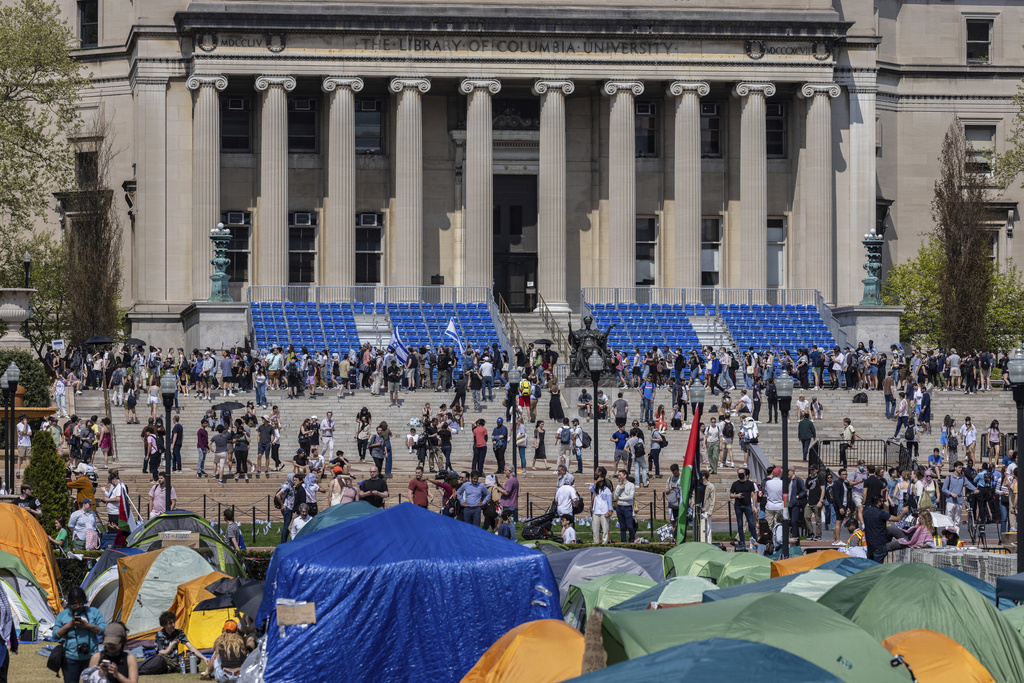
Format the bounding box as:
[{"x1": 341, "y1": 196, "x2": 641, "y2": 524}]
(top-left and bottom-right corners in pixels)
[
  {"x1": 0, "y1": 231, "x2": 68, "y2": 356},
  {"x1": 23, "y1": 429, "x2": 69, "y2": 535}
]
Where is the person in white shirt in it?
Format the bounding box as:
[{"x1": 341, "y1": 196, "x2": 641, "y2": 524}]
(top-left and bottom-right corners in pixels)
[
  {"x1": 15, "y1": 415, "x2": 31, "y2": 478},
  {"x1": 480, "y1": 359, "x2": 494, "y2": 401},
  {"x1": 960, "y1": 418, "x2": 978, "y2": 460},
  {"x1": 589, "y1": 471, "x2": 614, "y2": 544},
  {"x1": 764, "y1": 467, "x2": 785, "y2": 535},
  {"x1": 795, "y1": 395, "x2": 810, "y2": 419},
  {"x1": 705, "y1": 419, "x2": 722, "y2": 474},
  {"x1": 100, "y1": 472, "x2": 126, "y2": 532},
  {"x1": 53, "y1": 376, "x2": 69, "y2": 418},
  {"x1": 319, "y1": 412, "x2": 335, "y2": 460},
  {"x1": 290, "y1": 503, "x2": 310, "y2": 537},
  {"x1": 560, "y1": 514, "x2": 577, "y2": 544},
  {"x1": 555, "y1": 480, "x2": 579, "y2": 516}
]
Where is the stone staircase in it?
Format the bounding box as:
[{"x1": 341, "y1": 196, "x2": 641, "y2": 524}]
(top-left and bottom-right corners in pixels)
[
  {"x1": 512, "y1": 312, "x2": 570, "y2": 359},
  {"x1": 689, "y1": 314, "x2": 736, "y2": 354},
  {"x1": 67, "y1": 382, "x2": 1021, "y2": 537}
]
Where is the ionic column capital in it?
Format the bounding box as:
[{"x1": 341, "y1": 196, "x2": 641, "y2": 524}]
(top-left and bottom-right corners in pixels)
[
  {"x1": 603, "y1": 80, "x2": 644, "y2": 97},
  {"x1": 800, "y1": 82, "x2": 842, "y2": 99},
  {"x1": 389, "y1": 77, "x2": 431, "y2": 94},
  {"x1": 459, "y1": 78, "x2": 501, "y2": 95},
  {"x1": 668, "y1": 80, "x2": 710, "y2": 97},
  {"x1": 254, "y1": 75, "x2": 296, "y2": 92},
  {"x1": 733, "y1": 81, "x2": 776, "y2": 98},
  {"x1": 186, "y1": 74, "x2": 228, "y2": 92},
  {"x1": 322, "y1": 77, "x2": 364, "y2": 94},
  {"x1": 532, "y1": 80, "x2": 574, "y2": 96}
]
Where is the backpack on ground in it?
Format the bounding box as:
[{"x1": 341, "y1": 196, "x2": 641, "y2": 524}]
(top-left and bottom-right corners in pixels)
[
  {"x1": 853, "y1": 392, "x2": 868, "y2": 403},
  {"x1": 721, "y1": 422, "x2": 734, "y2": 439},
  {"x1": 580, "y1": 431, "x2": 592, "y2": 449}
]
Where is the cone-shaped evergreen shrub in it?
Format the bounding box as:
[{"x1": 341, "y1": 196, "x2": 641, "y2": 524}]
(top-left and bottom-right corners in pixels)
[{"x1": 23, "y1": 430, "x2": 70, "y2": 532}]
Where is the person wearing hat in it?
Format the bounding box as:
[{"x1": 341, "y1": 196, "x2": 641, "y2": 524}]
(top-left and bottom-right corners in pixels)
[
  {"x1": 86, "y1": 621, "x2": 139, "y2": 682},
  {"x1": 69, "y1": 498, "x2": 100, "y2": 551}
]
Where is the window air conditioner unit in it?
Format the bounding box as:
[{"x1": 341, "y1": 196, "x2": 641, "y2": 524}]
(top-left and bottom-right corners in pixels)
[
  {"x1": 358, "y1": 213, "x2": 379, "y2": 227},
  {"x1": 226, "y1": 212, "x2": 247, "y2": 225},
  {"x1": 701, "y1": 103, "x2": 718, "y2": 115},
  {"x1": 293, "y1": 99, "x2": 313, "y2": 111},
  {"x1": 293, "y1": 212, "x2": 313, "y2": 226},
  {"x1": 636, "y1": 103, "x2": 654, "y2": 115},
  {"x1": 228, "y1": 98, "x2": 247, "y2": 111}
]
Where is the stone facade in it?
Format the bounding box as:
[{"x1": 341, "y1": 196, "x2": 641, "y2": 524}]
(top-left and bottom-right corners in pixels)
[{"x1": 49, "y1": 0, "x2": 1024, "y2": 348}]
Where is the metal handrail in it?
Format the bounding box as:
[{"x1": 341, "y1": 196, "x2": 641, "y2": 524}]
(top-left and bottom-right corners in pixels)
[
  {"x1": 246, "y1": 285, "x2": 492, "y2": 305},
  {"x1": 535, "y1": 293, "x2": 570, "y2": 355},
  {"x1": 496, "y1": 293, "x2": 526, "y2": 352}
]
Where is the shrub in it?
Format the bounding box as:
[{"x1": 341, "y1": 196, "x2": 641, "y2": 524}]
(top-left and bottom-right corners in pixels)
[{"x1": 23, "y1": 430, "x2": 70, "y2": 533}]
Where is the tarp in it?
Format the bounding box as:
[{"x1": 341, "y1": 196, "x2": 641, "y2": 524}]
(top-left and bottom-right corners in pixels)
[
  {"x1": 882, "y1": 630, "x2": 995, "y2": 683},
  {"x1": 170, "y1": 571, "x2": 234, "y2": 650},
  {"x1": 0, "y1": 504, "x2": 61, "y2": 613},
  {"x1": 292, "y1": 500, "x2": 379, "y2": 538},
  {"x1": 568, "y1": 638, "x2": 844, "y2": 683},
  {"x1": 114, "y1": 545, "x2": 219, "y2": 638},
  {"x1": 661, "y1": 542, "x2": 724, "y2": 579},
  {"x1": 127, "y1": 510, "x2": 245, "y2": 577},
  {"x1": 770, "y1": 549, "x2": 847, "y2": 577},
  {"x1": 818, "y1": 563, "x2": 1024, "y2": 683},
  {"x1": 996, "y1": 572, "x2": 1024, "y2": 605},
  {"x1": 707, "y1": 552, "x2": 772, "y2": 588},
  {"x1": 703, "y1": 569, "x2": 844, "y2": 603},
  {"x1": 259, "y1": 504, "x2": 562, "y2": 683},
  {"x1": 610, "y1": 576, "x2": 718, "y2": 611},
  {"x1": 815, "y1": 556, "x2": 878, "y2": 578},
  {"x1": 598, "y1": 593, "x2": 909, "y2": 683},
  {"x1": 562, "y1": 574, "x2": 656, "y2": 630},
  {"x1": 462, "y1": 619, "x2": 584, "y2": 683},
  {"x1": 545, "y1": 548, "x2": 664, "y2": 604}
]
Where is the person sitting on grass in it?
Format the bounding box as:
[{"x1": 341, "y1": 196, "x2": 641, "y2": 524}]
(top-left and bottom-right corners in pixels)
[
  {"x1": 201, "y1": 620, "x2": 255, "y2": 683},
  {"x1": 138, "y1": 611, "x2": 209, "y2": 675}
]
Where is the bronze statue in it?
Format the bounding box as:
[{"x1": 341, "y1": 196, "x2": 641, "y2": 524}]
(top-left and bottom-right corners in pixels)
[{"x1": 568, "y1": 315, "x2": 614, "y2": 377}]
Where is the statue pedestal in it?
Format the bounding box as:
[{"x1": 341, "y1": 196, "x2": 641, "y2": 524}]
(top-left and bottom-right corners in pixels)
[
  {"x1": 832, "y1": 305, "x2": 904, "y2": 351},
  {"x1": 181, "y1": 302, "x2": 249, "y2": 351},
  {"x1": 0, "y1": 288, "x2": 35, "y2": 349}
]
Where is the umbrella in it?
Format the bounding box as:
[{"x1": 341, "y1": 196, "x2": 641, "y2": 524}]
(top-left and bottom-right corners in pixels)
[
  {"x1": 230, "y1": 580, "x2": 265, "y2": 621},
  {"x1": 534, "y1": 338, "x2": 555, "y2": 346},
  {"x1": 212, "y1": 401, "x2": 245, "y2": 412},
  {"x1": 206, "y1": 577, "x2": 247, "y2": 597},
  {"x1": 84, "y1": 335, "x2": 114, "y2": 346},
  {"x1": 124, "y1": 337, "x2": 147, "y2": 348}
]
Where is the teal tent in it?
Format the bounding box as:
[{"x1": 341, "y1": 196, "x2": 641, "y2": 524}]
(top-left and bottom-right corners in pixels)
[
  {"x1": 703, "y1": 569, "x2": 843, "y2": 603},
  {"x1": 293, "y1": 501, "x2": 379, "y2": 538},
  {"x1": 610, "y1": 576, "x2": 717, "y2": 611}
]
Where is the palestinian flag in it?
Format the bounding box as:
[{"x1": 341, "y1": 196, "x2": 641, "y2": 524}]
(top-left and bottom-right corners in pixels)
[
  {"x1": 676, "y1": 404, "x2": 701, "y2": 544},
  {"x1": 116, "y1": 489, "x2": 139, "y2": 546}
]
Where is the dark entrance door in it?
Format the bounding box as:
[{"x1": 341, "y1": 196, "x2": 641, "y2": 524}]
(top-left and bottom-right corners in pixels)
[{"x1": 493, "y1": 175, "x2": 538, "y2": 312}]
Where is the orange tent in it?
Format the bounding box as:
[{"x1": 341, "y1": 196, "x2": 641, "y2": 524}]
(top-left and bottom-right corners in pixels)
[
  {"x1": 462, "y1": 619, "x2": 584, "y2": 683},
  {"x1": 770, "y1": 550, "x2": 847, "y2": 577},
  {"x1": 170, "y1": 571, "x2": 233, "y2": 649},
  {"x1": 882, "y1": 629, "x2": 995, "y2": 683},
  {"x1": 0, "y1": 505, "x2": 61, "y2": 613}
]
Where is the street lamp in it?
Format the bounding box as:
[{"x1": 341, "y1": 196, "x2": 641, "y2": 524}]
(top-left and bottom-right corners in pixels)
[
  {"x1": 160, "y1": 369, "x2": 176, "y2": 514},
  {"x1": 4, "y1": 365, "x2": 18, "y2": 490},
  {"x1": 776, "y1": 368, "x2": 794, "y2": 558},
  {"x1": 1007, "y1": 349, "x2": 1024, "y2": 572},
  {"x1": 589, "y1": 351, "x2": 604, "y2": 472},
  {"x1": 22, "y1": 251, "x2": 30, "y2": 340},
  {"x1": 507, "y1": 365, "x2": 521, "y2": 477},
  {"x1": 1, "y1": 369, "x2": 9, "y2": 491}
]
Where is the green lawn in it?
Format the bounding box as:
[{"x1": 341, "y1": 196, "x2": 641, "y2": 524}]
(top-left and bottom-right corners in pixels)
[{"x1": 14, "y1": 644, "x2": 202, "y2": 682}]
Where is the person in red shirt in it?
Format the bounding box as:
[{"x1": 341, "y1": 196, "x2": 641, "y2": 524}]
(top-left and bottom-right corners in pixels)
[
  {"x1": 408, "y1": 467, "x2": 433, "y2": 509},
  {"x1": 472, "y1": 419, "x2": 488, "y2": 474},
  {"x1": 432, "y1": 472, "x2": 459, "y2": 517}
]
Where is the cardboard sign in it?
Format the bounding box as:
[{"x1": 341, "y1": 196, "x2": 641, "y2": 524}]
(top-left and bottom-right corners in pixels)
[
  {"x1": 51, "y1": 339, "x2": 65, "y2": 351},
  {"x1": 158, "y1": 531, "x2": 200, "y2": 548},
  {"x1": 277, "y1": 602, "x2": 316, "y2": 626}
]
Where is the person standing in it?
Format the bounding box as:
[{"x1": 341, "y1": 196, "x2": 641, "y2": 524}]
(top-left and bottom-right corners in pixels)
[
  {"x1": 639, "y1": 377, "x2": 655, "y2": 425},
  {"x1": 407, "y1": 467, "x2": 432, "y2": 509},
  {"x1": 804, "y1": 464, "x2": 825, "y2": 541},
  {"x1": 828, "y1": 468, "x2": 854, "y2": 545},
  {"x1": 764, "y1": 468, "x2": 784, "y2": 538},
  {"x1": 499, "y1": 465, "x2": 519, "y2": 523},
  {"x1": 196, "y1": 419, "x2": 210, "y2": 479},
  {"x1": 729, "y1": 468, "x2": 757, "y2": 551},
  {"x1": 960, "y1": 417, "x2": 978, "y2": 462},
  {"x1": 319, "y1": 413, "x2": 335, "y2": 463},
  {"x1": 274, "y1": 474, "x2": 296, "y2": 544},
  {"x1": 471, "y1": 419, "x2": 488, "y2": 474},
  {"x1": 456, "y1": 471, "x2": 489, "y2": 527},
  {"x1": 613, "y1": 469, "x2": 637, "y2": 542},
  {"x1": 590, "y1": 468, "x2": 614, "y2": 544},
  {"x1": 788, "y1": 467, "x2": 807, "y2": 540},
  {"x1": 863, "y1": 496, "x2": 892, "y2": 563},
  {"x1": 148, "y1": 472, "x2": 176, "y2": 519},
  {"x1": 15, "y1": 415, "x2": 30, "y2": 479},
  {"x1": 942, "y1": 461, "x2": 977, "y2": 528},
  {"x1": 491, "y1": 418, "x2": 508, "y2": 475},
  {"x1": 705, "y1": 417, "x2": 721, "y2": 474},
  {"x1": 169, "y1": 416, "x2": 183, "y2": 473},
  {"x1": 358, "y1": 466, "x2": 389, "y2": 509},
  {"x1": 54, "y1": 587, "x2": 106, "y2": 683}
]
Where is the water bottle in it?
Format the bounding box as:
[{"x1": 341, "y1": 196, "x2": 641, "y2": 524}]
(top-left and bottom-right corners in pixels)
[
  {"x1": 189, "y1": 654, "x2": 199, "y2": 674},
  {"x1": 179, "y1": 656, "x2": 186, "y2": 674}
]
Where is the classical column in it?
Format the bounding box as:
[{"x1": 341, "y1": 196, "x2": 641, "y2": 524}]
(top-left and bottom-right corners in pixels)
[
  {"x1": 848, "y1": 85, "x2": 877, "y2": 305},
  {"x1": 734, "y1": 82, "x2": 775, "y2": 290},
  {"x1": 669, "y1": 81, "x2": 709, "y2": 289},
  {"x1": 186, "y1": 75, "x2": 228, "y2": 301},
  {"x1": 460, "y1": 78, "x2": 501, "y2": 290},
  {"x1": 134, "y1": 77, "x2": 169, "y2": 303},
  {"x1": 254, "y1": 75, "x2": 295, "y2": 286},
  {"x1": 322, "y1": 77, "x2": 364, "y2": 289},
  {"x1": 800, "y1": 83, "x2": 841, "y2": 303},
  {"x1": 603, "y1": 80, "x2": 644, "y2": 289},
  {"x1": 533, "y1": 80, "x2": 574, "y2": 313},
  {"x1": 388, "y1": 77, "x2": 431, "y2": 288}
]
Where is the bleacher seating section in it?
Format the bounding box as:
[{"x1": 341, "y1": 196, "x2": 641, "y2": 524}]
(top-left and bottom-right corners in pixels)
[
  {"x1": 589, "y1": 303, "x2": 701, "y2": 353},
  {"x1": 386, "y1": 302, "x2": 501, "y2": 353},
  {"x1": 720, "y1": 304, "x2": 836, "y2": 352},
  {"x1": 250, "y1": 302, "x2": 360, "y2": 353}
]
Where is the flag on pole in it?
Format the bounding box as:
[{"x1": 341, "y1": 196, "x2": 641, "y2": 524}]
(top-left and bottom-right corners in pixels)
[
  {"x1": 389, "y1": 327, "x2": 410, "y2": 364},
  {"x1": 116, "y1": 489, "x2": 141, "y2": 546},
  {"x1": 444, "y1": 318, "x2": 466, "y2": 355},
  {"x1": 676, "y1": 404, "x2": 701, "y2": 544}
]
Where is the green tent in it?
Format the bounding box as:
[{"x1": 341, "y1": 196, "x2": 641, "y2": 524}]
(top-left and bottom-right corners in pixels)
[
  {"x1": 1004, "y1": 605, "x2": 1024, "y2": 636},
  {"x1": 818, "y1": 563, "x2": 1024, "y2": 683},
  {"x1": 703, "y1": 569, "x2": 844, "y2": 603},
  {"x1": 662, "y1": 542, "x2": 725, "y2": 578},
  {"x1": 563, "y1": 573, "x2": 656, "y2": 631},
  {"x1": 293, "y1": 501, "x2": 380, "y2": 538},
  {"x1": 598, "y1": 592, "x2": 908, "y2": 683},
  {"x1": 711, "y1": 553, "x2": 772, "y2": 588},
  {"x1": 611, "y1": 576, "x2": 718, "y2": 611},
  {"x1": 0, "y1": 549, "x2": 55, "y2": 637},
  {"x1": 126, "y1": 511, "x2": 245, "y2": 576}
]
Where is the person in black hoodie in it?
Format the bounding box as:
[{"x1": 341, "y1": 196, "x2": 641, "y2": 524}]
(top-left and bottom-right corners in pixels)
[{"x1": 828, "y1": 468, "x2": 854, "y2": 544}]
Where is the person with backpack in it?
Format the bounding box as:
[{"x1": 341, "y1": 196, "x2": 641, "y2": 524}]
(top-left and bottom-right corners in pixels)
[
  {"x1": 719, "y1": 414, "x2": 736, "y2": 468},
  {"x1": 648, "y1": 421, "x2": 665, "y2": 478},
  {"x1": 765, "y1": 379, "x2": 778, "y2": 423},
  {"x1": 555, "y1": 418, "x2": 573, "y2": 470},
  {"x1": 904, "y1": 419, "x2": 920, "y2": 464},
  {"x1": 626, "y1": 427, "x2": 648, "y2": 488}
]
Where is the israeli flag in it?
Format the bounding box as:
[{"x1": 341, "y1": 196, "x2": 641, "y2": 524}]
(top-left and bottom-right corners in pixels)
[
  {"x1": 444, "y1": 317, "x2": 466, "y2": 355},
  {"x1": 389, "y1": 327, "x2": 410, "y2": 364}
]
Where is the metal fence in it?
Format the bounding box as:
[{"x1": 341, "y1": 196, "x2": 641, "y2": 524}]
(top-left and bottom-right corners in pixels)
[
  {"x1": 815, "y1": 438, "x2": 911, "y2": 472},
  {"x1": 246, "y1": 285, "x2": 492, "y2": 305}
]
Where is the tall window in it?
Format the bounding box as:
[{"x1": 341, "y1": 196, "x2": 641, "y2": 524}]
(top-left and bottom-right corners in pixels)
[
  {"x1": 356, "y1": 213, "x2": 384, "y2": 284},
  {"x1": 288, "y1": 213, "x2": 317, "y2": 283},
  {"x1": 636, "y1": 217, "x2": 658, "y2": 286},
  {"x1": 355, "y1": 99, "x2": 384, "y2": 153},
  {"x1": 75, "y1": 151, "x2": 98, "y2": 188},
  {"x1": 701, "y1": 218, "x2": 722, "y2": 286},
  {"x1": 221, "y1": 212, "x2": 251, "y2": 283},
  {"x1": 700, "y1": 103, "x2": 722, "y2": 158},
  {"x1": 78, "y1": 1, "x2": 98, "y2": 47},
  {"x1": 287, "y1": 98, "x2": 318, "y2": 153},
  {"x1": 635, "y1": 102, "x2": 657, "y2": 158},
  {"x1": 966, "y1": 19, "x2": 992, "y2": 63},
  {"x1": 766, "y1": 103, "x2": 787, "y2": 158},
  {"x1": 964, "y1": 124, "x2": 996, "y2": 175},
  {"x1": 767, "y1": 217, "x2": 787, "y2": 288},
  {"x1": 221, "y1": 97, "x2": 252, "y2": 153}
]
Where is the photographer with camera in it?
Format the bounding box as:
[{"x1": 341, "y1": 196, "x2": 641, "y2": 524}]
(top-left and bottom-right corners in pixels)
[{"x1": 53, "y1": 586, "x2": 107, "y2": 682}]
